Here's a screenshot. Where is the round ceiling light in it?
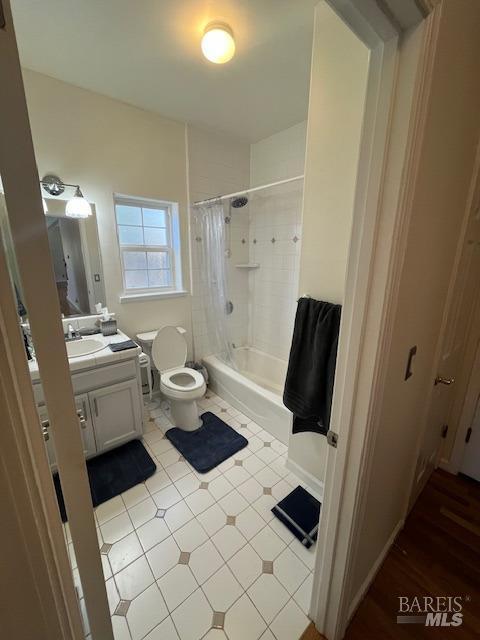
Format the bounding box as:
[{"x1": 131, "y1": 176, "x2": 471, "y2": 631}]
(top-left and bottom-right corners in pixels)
[{"x1": 201, "y1": 23, "x2": 235, "y2": 64}]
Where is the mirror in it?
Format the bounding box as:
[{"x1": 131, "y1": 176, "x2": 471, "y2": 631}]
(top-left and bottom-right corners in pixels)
[{"x1": 0, "y1": 195, "x2": 105, "y2": 318}]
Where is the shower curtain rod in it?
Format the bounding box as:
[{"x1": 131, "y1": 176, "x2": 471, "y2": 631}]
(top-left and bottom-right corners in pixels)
[{"x1": 193, "y1": 174, "x2": 304, "y2": 207}]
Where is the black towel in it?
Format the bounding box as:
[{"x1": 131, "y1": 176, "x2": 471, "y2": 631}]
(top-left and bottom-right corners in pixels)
[
  {"x1": 283, "y1": 298, "x2": 341, "y2": 435},
  {"x1": 109, "y1": 340, "x2": 138, "y2": 352}
]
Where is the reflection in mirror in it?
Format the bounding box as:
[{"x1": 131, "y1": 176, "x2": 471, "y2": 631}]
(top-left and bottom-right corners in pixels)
[{"x1": 0, "y1": 194, "x2": 105, "y2": 318}]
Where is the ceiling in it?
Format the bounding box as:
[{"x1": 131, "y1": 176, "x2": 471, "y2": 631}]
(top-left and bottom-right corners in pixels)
[{"x1": 11, "y1": 0, "x2": 318, "y2": 142}]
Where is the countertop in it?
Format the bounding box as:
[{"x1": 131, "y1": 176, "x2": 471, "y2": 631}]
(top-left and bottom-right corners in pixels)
[{"x1": 28, "y1": 330, "x2": 142, "y2": 383}]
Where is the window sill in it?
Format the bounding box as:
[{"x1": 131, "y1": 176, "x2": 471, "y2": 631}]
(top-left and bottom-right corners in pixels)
[{"x1": 119, "y1": 290, "x2": 188, "y2": 303}]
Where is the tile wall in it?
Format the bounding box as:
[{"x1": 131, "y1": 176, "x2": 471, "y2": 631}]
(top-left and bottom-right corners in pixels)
[
  {"x1": 248, "y1": 123, "x2": 307, "y2": 361},
  {"x1": 247, "y1": 180, "x2": 304, "y2": 361},
  {"x1": 189, "y1": 121, "x2": 307, "y2": 364}
]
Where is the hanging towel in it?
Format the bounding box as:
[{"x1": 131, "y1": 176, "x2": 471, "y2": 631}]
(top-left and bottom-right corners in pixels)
[{"x1": 283, "y1": 297, "x2": 341, "y2": 435}]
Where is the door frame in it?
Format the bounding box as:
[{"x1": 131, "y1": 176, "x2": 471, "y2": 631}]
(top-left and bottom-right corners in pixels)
[
  {"x1": 310, "y1": 1, "x2": 440, "y2": 638},
  {"x1": 0, "y1": 1, "x2": 113, "y2": 637}
]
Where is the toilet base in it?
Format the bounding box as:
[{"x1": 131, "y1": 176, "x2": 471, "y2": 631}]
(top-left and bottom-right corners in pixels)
[{"x1": 170, "y1": 399, "x2": 202, "y2": 431}]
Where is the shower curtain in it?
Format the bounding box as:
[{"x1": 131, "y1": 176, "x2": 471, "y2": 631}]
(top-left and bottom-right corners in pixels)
[{"x1": 193, "y1": 201, "x2": 237, "y2": 368}]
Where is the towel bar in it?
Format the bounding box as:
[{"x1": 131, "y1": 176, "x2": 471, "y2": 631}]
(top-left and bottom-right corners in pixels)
[{"x1": 297, "y1": 293, "x2": 311, "y2": 301}]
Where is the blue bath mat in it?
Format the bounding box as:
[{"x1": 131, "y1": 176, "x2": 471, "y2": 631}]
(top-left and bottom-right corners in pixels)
[
  {"x1": 272, "y1": 485, "x2": 321, "y2": 548},
  {"x1": 53, "y1": 439, "x2": 156, "y2": 523},
  {"x1": 165, "y1": 411, "x2": 248, "y2": 473}
]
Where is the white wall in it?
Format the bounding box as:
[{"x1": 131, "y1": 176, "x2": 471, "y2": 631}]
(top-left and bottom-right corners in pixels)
[
  {"x1": 250, "y1": 121, "x2": 307, "y2": 187},
  {"x1": 187, "y1": 126, "x2": 251, "y2": 360},
  {"x1": 22, "y1": 70, "x2": 193, "y2": 349},
  {"x1": 287, "y1": 3, "x2": 370, "y2": 481}
]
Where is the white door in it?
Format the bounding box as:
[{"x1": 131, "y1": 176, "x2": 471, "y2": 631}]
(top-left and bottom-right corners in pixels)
[
  {"x1": 0, "y1": 1, "x2": 113, "y2": 637},
  {"x1": 409, "y1": 151, "x2": 480, "y2": 506},
  {"x1": 91, "y1": 379, "x2": 142, "y2": 450},
  {"x1": 460, "y1": 395, "x2": 480, "y2": 481}
]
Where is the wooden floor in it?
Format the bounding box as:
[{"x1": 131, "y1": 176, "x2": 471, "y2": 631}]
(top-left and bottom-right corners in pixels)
[{"x1": 301, "y1": 470, "x2": 480, "y2": 639}]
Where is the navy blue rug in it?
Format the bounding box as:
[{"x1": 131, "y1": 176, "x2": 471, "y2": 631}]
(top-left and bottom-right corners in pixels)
[
  {"x1": 165, "y1": 411, "x2": 248, "y2": 473},
  {"x1": 54, "y1": 439, "x2": 156, "y2": 523},
  {"x1": 272, "y1": 485, "x2": 321, "y2": 548}
]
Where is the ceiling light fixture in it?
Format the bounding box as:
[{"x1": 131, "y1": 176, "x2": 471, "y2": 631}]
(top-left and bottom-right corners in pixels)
[
  {"x1": 201, "y1": 23, "x2": 235, "y2": 64},
  {"x1": 41, "y1": 174, "x2": 92, "y2": 219}
]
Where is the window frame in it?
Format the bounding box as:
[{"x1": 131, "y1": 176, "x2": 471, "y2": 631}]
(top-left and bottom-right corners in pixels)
[{"x1": 114, "y1": 194, "x2": 184, "y2": 301}]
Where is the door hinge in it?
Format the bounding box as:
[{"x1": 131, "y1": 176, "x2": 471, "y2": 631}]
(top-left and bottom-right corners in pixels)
[
  {"x1": 441, "y1": 424, "x2": 448, "y2": 438},
  {"x1": 327, "y1": 430, "x2": 338, "y2": 448},
  {"x1": 465, "y1": 427, "x2": 472, "y2": 443}
]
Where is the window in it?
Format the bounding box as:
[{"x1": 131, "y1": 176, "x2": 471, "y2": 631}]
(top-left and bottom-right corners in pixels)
[{"x1": 114, "y1": 195, "x2": 184, "y2": 300}]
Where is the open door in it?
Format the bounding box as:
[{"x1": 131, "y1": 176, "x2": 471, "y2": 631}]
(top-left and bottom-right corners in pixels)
[
  {"x1": 409, "y1": 142, "x2": 480, "y2": 507},
  {"x1": 0, "y1": 1, "x2": 113, "y2": 637}
]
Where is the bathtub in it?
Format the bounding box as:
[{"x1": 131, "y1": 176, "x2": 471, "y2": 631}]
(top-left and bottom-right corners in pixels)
[{"x1": 203, "y1": 346, "x2": 292, "y2": 444}]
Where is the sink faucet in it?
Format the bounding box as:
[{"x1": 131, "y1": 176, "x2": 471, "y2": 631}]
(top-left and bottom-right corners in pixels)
[{"x1": 67, "y1": 323, "x2": 82, "y2": 340}]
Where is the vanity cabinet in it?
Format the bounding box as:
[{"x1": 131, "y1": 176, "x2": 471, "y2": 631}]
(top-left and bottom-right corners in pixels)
[{"x1": 34, "y1": 357, "x2": 143, "y2": 470}]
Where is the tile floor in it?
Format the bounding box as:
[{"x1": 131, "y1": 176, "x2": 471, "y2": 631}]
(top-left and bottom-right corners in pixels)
[{"x1": 71, "y1": 391, "x2": 316, "y2": 640}]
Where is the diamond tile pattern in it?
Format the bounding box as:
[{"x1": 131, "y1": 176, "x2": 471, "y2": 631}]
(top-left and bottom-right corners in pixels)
[
  {"x1": 114, "y1": 599, "x2": 131, "y2": 616},
  {"x1": 69, "y1": 391, "x2": 312, "y2": 639}
]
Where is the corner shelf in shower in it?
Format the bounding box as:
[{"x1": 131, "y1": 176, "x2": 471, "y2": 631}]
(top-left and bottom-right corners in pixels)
[{"x1": 235, "y1": 263, "x2": 260, "y2": 269}]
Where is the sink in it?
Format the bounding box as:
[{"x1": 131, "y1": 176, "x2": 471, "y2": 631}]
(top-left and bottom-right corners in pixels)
[{"x1": 66, "y1": 338, "x2": 105, "y2": 358}]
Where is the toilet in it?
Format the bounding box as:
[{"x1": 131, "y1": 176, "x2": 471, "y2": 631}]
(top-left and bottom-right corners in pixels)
[{"x1": 151, "y1": 326, "x2": 206, "y2": 431}]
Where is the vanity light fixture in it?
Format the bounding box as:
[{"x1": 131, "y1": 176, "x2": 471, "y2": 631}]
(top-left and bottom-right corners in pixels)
[
  {"x1": 41, "y1": 174, "x2": 92, "y2": 219},
  {"x1": 201, "y1": 23, "x2": 235, "y2": 64},
  {"x1": 65, "y1": 186, "x2": 92, "y2": 219}
]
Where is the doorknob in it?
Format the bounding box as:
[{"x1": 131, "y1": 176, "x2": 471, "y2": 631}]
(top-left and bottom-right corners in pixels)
[{"x1": 434, "y1": 376, "x2": 455, "y2": 386}]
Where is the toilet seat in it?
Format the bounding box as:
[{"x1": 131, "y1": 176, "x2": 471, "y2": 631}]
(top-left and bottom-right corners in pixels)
[{"x1": 161, "y1": 367, "x2": 204, "y2": 391}]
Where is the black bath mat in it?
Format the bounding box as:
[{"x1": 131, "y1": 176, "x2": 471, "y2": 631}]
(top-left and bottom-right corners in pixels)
[
  {"x1": 165, "y1": 411, "x2": 248, "y2": 473},
  {"x1": 54, "y1": 439, "x2": 156, "y2": 523},
  {"x1": 272, "y1": 485, "x2": 321, "y2": 548}
]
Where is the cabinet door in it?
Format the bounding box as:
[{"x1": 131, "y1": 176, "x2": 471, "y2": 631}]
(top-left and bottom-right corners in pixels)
[
  {"x1": 37, "y1": 395, "x2": 97, "y2": 469},
  {"x1": 90, "y1": 379, "x2": 142, "y2": 452},
  {"x1": 75, "y1": 393, "x2": 97, "y2": 459}
]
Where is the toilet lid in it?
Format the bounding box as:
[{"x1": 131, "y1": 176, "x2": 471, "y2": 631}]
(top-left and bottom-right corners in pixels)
[{"x1": 152, "y1": 326, "x2": 187, "y2": 372}]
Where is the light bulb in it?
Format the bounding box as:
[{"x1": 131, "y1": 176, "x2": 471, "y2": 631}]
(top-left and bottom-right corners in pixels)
[
  {"x1": 65, "y1": 187, "x2": 92, "y2": 218},
  {"x1": 201, "y1": 24, "x2": 235, "y2": 64}
]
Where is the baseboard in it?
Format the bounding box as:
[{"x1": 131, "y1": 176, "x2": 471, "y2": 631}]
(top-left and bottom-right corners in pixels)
[
  {"x1": 286, "y1": 457, "x2": 324, "y2": 502},
  {"x1": 346, "y1": 518, "x2": 404, "y2": 623}
]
